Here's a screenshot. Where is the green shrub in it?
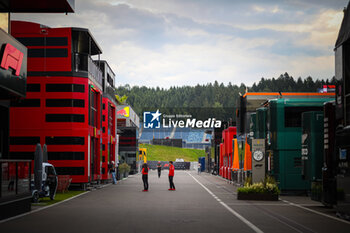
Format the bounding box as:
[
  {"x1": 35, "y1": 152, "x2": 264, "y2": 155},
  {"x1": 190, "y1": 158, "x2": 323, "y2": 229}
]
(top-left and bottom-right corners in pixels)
[
  {"x1": 244, "y1": 176, "x2": 252, "y2": 186},
  {"x1": 119, "y1": 162, "x2": 130, "y2": 174},
  {"x1": 237, "y1": 175, "x2": 280, "y2": 195}
]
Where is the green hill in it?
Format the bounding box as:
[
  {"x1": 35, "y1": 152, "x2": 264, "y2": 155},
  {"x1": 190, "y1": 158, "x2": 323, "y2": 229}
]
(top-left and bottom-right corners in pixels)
[{"x1": 139, "y1": 144, "x2": 206, "y2": 162}]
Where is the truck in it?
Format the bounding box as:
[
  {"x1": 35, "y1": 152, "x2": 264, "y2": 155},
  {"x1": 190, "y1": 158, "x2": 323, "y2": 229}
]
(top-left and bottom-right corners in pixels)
[{"x1": 31, "y1": 144, "x2": 58, "y2": 203}]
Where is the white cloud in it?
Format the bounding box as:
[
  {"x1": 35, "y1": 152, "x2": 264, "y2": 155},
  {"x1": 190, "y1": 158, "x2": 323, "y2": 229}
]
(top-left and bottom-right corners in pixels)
[{"x1": 10, "y1": 0, "x2": 348, "y2": 88}]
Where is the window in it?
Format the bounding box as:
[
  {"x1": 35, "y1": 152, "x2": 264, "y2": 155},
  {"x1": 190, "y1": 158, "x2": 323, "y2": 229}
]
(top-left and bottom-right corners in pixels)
[
  {"x1": 10, "y1": 99, "x2": 40, "y2": 107},
  {"x1": 48, "y1": 152, "x2": 84, "y2": 160},
  {"x1": 46, "y1": 99, "x2": 84, "y2": 108},
  {"x1": 89, "y1": 88, "x2": 98, "y2": 127},
  {"x1": 28, "y1": 48, "x2": 68, "y2": 58},
  {"x1": 16, "y1": 37, "x2": 68, "y2": 46},
  {"x1": 45, "y1": 136, "x2": 84, "y2": 145},
  {"x1": 9, "y1": 152, "x2": 34, "y2": 160},
  {"x1": 108, "y1": 104, "x2": 114, "y2": 133},
  {"x1": 46, "y1": 114, "x2": 84, "y2": 123},
  {"x1": 45, "y1": 166, "x2": 57, "y2": 176},
  {"x1": 10, "y1": 137, "x2": 40, "y2": 145},
  {"x1": 107, "y1": 73, "x2": 114, "y2": 86},
  {"x1": 284, "y1": 106, "x2": 322, "y2": 127},
  {"x1": 55, "y1": 167, "x2": 84, "y2": 175},
  {"x1": 46, "y1": 84, "x2": 85, "y2": 93},
  {"x1": 27, "y1": 84, "x2": 40, "y2": 92}
]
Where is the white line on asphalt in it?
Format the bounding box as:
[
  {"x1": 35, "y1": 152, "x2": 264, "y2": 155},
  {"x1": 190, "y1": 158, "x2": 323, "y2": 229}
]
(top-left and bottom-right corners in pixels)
[
  {"x1": 187, "y1": 172, "x2": 264, "y2": 233},
  {"x1": 224, "y1": 203, "x2": 321, "y2": 206},
  {"x1": 281, "y1": 200, "x2": 350, "y2": 225},
  {"x1": 0, "y1": 191, "x2": 89, "y2": 224}
]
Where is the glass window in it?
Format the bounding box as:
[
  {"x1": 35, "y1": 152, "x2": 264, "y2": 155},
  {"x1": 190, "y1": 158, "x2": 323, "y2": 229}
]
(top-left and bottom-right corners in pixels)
[
  {"x1": 17, "y1": 162, "x2": 30, "y2": 195},
  {"x1": 89, "y1": 88, "x2": 98, "y2": 127},
  {"x1": 284, "y1": 106, "x2": 322, "y2": 128},
  {"x1": 1, "y1": 162, "x2": 16, "y2": 197}
]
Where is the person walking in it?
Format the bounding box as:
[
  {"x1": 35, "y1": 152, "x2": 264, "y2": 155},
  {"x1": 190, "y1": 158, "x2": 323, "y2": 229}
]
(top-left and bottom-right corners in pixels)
[
  {"x1": 212, "y1": 162, "x2": 217, "y2": 175},
  {"x1": 168, "y1": 161, "x2": 175, "y2": 191},
  {"x1": 142, "y1": 163, "x2": 149, "y2": 192},
  {"x1": 157, "y1": 161, "x2": 162, "y2": 178},
  {"x1": 198, "y1": 162, "x2": 201, "y2": 175},
  {"x1": 109, "y1": 161, "x2": 117, "y2": 184}
]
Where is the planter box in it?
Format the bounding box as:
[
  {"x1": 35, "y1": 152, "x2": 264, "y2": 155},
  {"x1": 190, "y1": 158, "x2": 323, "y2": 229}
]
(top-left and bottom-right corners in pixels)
[{"x1": 237, "y1": 192, "x2": 279, "y2": 201}]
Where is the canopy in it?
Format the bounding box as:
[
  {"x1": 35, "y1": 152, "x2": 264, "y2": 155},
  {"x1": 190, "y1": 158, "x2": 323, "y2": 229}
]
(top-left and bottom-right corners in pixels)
[
  {"x1": 0, "y1": 0, "x2": 75, "y2": 13},
  {"x1": 335, "y1": 1, "x2": 350, "y2": 48}
]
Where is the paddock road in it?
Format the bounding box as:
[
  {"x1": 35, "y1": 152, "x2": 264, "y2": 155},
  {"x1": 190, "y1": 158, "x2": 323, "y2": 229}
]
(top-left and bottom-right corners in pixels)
[{"x1": 1, "y1": 170, "x2": 349, "y2": 233}]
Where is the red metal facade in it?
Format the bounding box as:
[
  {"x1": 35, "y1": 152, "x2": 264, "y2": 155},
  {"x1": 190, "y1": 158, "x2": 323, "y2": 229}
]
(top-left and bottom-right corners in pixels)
[
  {"x1": 219, "y1": 127, "x2": 237, "y2": 179},
  {"x1": 101, "y1": 97, "x2": 116, "y2": 180},
  {"x1": 9, "y1": 21, "x2": 116, "y2": 184}
]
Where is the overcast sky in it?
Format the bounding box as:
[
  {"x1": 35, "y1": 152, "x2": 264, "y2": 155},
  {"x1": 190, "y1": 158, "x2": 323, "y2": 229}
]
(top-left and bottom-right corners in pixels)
[{"x1": 11, "y1": 0, "x2": 349, "y2": 88}]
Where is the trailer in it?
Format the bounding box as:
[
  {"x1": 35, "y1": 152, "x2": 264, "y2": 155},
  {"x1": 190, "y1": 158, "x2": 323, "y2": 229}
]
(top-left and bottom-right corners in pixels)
[
  {"x1": 266, "y1": 98, "x2": 333, "y2": 192},
  {"x1": 334, "y1": 2, "x2": 350, "y2": 219}
]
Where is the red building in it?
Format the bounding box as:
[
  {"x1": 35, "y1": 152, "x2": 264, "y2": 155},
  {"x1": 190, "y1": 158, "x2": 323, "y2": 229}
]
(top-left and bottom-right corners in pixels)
[
  {"x1": 0, "y1": 0, "x2": 76, "y2": 221},
  {"x1": 99, "y1": 61, "x2": 117, "y2": 181},
  {"x1": 9, "y1": 21, "x2": 117, "y2": 185},
  {"x1": 219, "y1": 127, "x2": 237, "y2": 180}
]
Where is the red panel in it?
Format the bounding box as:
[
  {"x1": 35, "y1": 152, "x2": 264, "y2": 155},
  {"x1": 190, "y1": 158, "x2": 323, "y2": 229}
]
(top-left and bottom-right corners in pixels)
[
  {"x1": 11, "y1": 21, "x2": 72, "y2": 72},
  {"x1": 224, "y1": 129, "x2": 229, "y2": 157},
  {"x1": 227, "y1": 127, "x2": 237, "y2": 154},
  {"x1": 219, "y1": 143, "x2": 223, "y2": 176},
  {"x1": 8, "y1": 21, "x2": 108, "y2": 185}
]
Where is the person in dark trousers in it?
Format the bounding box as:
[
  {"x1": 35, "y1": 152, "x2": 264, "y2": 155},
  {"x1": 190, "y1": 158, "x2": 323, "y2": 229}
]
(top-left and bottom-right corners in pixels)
[
  {"x1": 142, "y1": 163, "x2": 149, "y2": 192},
  {"x1": 157, "y1": 161, "x2": 162, "y2": 178},
  {"x1": 109, "y1": 161, "x2": 117, "y2": 184},
  {"x1": 168, "y1": 161, "x2": 175, "y2": 191}
]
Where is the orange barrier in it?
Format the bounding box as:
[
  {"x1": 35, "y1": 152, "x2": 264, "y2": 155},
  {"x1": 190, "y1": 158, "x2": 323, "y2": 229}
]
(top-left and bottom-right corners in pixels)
[
  {"x1": 232, "y1": 139, "x2": 240, "y2": 171},
  {"x1": 243, "y1": 139, "x2": 252, "y2": 171}
]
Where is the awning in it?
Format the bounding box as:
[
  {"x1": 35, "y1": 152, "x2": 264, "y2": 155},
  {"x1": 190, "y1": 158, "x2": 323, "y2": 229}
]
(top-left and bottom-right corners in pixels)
[
  {"x1": 0, "y1": 0, "x2": 75, "y2": 13},
  {"x1": 335, "y1": 2, "x2": 350, "y2": 48}
]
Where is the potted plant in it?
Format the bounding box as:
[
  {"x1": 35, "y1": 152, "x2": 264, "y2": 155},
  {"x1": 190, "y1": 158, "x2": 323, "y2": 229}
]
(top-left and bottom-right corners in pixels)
[
  {"x1": 237, "y1": 176, "x2": 280, "y2": 201},
  {"x1": 119, "y1": 162, "x2": 131, "y2": 179}
]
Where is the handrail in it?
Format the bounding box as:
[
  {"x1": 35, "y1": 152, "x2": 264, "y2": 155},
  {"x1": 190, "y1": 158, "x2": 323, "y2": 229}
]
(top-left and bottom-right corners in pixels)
[
  {"x1": 73, "y1": 53, "x2": 103, "y2": 89},
  {"x1": 88, "y1": 56, "x2": 103, "y2": 88}
]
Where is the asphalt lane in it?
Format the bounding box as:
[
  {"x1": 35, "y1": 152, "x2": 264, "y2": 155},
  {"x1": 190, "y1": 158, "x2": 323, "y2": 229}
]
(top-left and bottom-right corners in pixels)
[{"x1": 1, "y1": 170, "x2": 349, "y2": 233}]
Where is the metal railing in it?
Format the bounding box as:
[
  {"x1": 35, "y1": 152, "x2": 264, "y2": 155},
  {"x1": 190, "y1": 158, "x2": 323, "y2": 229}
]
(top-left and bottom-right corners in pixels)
[
  {"x1": 88, "y1": 56, "x2": 103, "y2": 88},
  {"x1": 74, "y1": 53, "x2": 103, "y2": 89}
]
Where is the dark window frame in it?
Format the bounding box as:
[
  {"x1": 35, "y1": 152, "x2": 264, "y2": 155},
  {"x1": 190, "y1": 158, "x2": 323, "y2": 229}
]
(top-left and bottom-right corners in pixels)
[
  {"x1": 45, "y1": 136, "x2": 85, "y2": 145},
  {"x1": 46, "y1": 84, "x2": 85, "y2": 93},
  {"x1": 46, "y1": 99, "x2": 84, "y2": 108},
  {"x1": 10, "y1": 99, "x2": 40, "y2": 107},
  {"x1": 28, "y1": 48, "x2": 68, "y2": 58},
  {"x1": 26, "y1": 84, "x2": 40, "y2": 92}
]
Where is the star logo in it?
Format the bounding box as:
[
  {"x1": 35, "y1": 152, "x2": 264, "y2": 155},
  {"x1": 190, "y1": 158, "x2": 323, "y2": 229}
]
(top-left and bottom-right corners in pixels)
[
  {"x1": 144, "y1": 110, "x2": 162, "y2": 129},
  {"x1": 150, "y1": 109, "x2": 162, "y2": 122}
]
